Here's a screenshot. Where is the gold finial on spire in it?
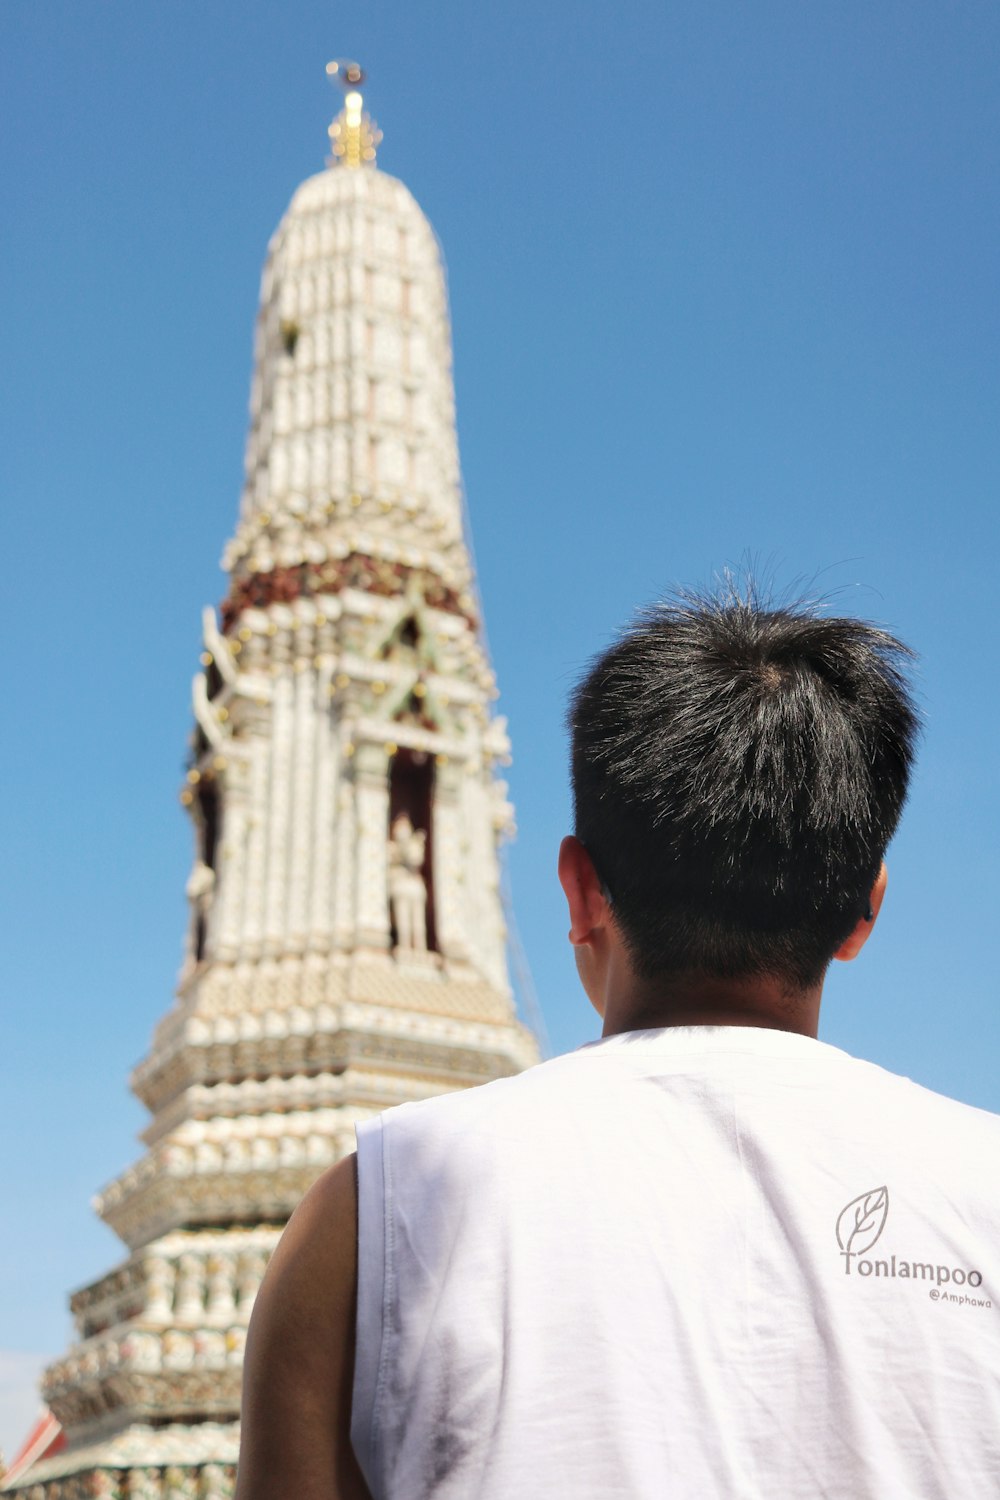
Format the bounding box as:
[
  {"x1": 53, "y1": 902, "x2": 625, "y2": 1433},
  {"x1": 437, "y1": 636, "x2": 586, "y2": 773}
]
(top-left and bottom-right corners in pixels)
[{"x1": 326, "y1": 59, "x2": 382, "y2": 169}]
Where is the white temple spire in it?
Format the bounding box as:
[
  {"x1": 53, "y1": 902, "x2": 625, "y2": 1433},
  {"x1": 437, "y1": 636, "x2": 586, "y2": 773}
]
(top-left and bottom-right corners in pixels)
[{"x1": 11, "y1": 64, "x2": 539, "y2": 1500}]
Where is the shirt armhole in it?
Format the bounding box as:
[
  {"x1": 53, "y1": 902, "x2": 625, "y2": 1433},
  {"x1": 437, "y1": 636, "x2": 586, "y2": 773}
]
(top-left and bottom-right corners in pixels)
[{"x1": 351, "y1": 1115, "x2": 388, "y2": 1493}]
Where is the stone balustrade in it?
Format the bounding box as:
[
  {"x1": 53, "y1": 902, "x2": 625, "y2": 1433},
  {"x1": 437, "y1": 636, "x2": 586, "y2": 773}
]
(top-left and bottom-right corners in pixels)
[
  {"x1": 19, "y1": 1466, "x2": 236, "y2": 1500},
  {"x1": 96, "y1": 1109, "x2": 348, "y2": 1220},
  {"x1": 134, "y1": 990, "x2": 529, "y2": 1119},
  {"x1": 44, "y1": 1322, "x2": 249, "y2": 1404},
  {"x1": 71, "y1": 1234, "x2": 277, "y2": 1341},
  {"x1": 12, "y1": 1423, "x2": 239, "y2": 1499},
  {"x1": 144, "y1": 1064, "x2": 469, "y2": 1147}
]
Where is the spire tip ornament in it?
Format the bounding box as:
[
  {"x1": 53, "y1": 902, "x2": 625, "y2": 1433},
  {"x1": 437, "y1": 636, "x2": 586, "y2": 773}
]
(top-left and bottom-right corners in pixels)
[{"x1": 326, "y1": 58, "x2": 382, "y2": 169}]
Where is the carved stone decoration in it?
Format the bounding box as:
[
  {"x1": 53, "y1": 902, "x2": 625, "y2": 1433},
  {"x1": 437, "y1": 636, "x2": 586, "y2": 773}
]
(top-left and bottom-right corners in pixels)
[{"x1": 7, "y1": 73, "x2": 541, "y2": 1499}]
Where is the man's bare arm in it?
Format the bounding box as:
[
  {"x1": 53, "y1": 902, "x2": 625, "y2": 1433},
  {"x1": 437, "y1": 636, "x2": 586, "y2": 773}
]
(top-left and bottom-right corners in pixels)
[{"x1": 235, "y1": 1152, "x2": 372, "y2": 1500}]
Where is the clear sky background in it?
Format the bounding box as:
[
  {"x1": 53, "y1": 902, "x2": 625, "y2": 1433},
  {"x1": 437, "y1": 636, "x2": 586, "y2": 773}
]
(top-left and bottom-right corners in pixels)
[{"x1": 2, "y1": 0, "x2": 999, "y2": 1459}]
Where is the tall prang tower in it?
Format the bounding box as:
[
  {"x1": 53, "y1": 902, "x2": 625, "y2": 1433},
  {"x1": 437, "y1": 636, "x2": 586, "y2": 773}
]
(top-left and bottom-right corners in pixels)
[{"x1": 9, "y1": 65, "x2": 539, "y2": 1499}]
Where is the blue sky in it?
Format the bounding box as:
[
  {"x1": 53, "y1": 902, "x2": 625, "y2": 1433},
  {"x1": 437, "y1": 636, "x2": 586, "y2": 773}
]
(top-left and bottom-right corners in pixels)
[{"x1": 2, "y1": 0, "x2": 999, "y2": 1457}]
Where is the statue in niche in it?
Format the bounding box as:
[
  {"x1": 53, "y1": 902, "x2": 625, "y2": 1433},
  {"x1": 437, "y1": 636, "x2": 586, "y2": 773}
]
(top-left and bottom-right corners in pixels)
[{"x1": 388, "y1": 813, "x2": 428, "y2": 953}]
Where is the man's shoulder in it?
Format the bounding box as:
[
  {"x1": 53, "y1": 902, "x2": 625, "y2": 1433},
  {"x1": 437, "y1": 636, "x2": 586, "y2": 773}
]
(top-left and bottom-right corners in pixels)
[
  {"x1": 361, "y1": 1028, "x2": 1000, "y2": 1170},
  {"x1": 879, "y1": 1062, "x2": 1000, "y2": 1129},
  {"x1": 378, "y1": 1045, "x2": 589, "y2": 1131},
  {"x1": 826, "y1": 1042, "x2": 1000, "y2": 1151}
]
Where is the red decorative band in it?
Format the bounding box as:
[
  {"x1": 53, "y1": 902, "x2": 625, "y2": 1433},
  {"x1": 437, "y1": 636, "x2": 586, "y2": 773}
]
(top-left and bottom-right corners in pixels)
[{"x1": 221, "y1": 553, "x2": 474, "y2": 634}]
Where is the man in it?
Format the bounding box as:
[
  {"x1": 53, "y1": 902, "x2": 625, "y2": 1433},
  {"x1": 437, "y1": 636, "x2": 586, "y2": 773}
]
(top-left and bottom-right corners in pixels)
[{"x1": 237, "y1": 591, "x2": 1000, "y2": 1499}]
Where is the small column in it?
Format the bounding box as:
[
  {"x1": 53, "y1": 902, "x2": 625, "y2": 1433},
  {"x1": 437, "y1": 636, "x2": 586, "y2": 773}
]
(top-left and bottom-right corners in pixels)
[
  {"x1": 202, "y1": 1466, "x2": 230, "y2": 1499},
  {"x1": 236, "y1": 1248, "x2": 270, "y2": 1322},
  {"x1": 205, "y1": 1253, "x2": 236, "y2": 1319},
  {"x1": 331, "y1": 760, "x2": 358, "y2": 952},
  {"x1": 263, "y1": 632, "x2": 295, "y2": 952},
  {"x1": 240, "y1": 709, "x2": 272, "y2": 956},
  {"x1": 213, "y1": 752, "x2": 251, "y2": 962},
  {"x1": 174, "y1": 1254, "x2": 205, "y2": 1322},
  {"x1": 285, "y1": 641, "x2": 318, "y2": 950},
  {"x1": 129, "y1": 1469, "x2": 164, "y2": 1500},
  {"x1": 432, "y1": 757, "x2": 468, "y2": 963},
  {"x1": 144, "y1": 1255, "x2": 176, "y2": 1323},
  {"x1": 353, "y1": 741, "x2": 391, "y2": 950},
  {"x1": 308, "y1": 618, "x2": 339, "y2": 949},
  {"x1": 463, "y1": 767, "x2": 510, "y2": 992}
]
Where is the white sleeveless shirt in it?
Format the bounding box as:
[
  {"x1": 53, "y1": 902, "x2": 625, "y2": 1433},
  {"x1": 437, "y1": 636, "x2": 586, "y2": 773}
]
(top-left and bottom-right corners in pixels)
[{"x1": 352, "y1": 1027, "x2": 1000, "y2": 1498}]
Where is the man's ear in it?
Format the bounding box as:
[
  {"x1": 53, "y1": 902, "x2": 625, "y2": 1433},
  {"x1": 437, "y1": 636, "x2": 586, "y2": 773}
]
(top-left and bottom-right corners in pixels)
[
  {"x1": 832, "y1": 863, "x2": 888, "y2": 963},
  {"x1": 558, "y1": 836, "x2": 610, "y2": 946}
]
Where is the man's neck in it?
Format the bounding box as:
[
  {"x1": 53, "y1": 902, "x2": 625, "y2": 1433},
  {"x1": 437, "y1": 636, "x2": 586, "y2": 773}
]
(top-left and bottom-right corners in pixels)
[{"x1": 600, "y1": 967, "x2": 823, "y2": 1040}]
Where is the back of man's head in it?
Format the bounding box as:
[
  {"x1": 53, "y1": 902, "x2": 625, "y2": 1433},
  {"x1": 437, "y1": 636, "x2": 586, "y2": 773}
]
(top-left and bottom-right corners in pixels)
[{"x1": 569, "y1": 588, "x2": 918, "y2": 991}]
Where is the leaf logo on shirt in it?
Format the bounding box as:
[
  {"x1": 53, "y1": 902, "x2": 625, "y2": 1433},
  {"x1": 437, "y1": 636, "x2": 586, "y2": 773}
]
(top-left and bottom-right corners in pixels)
[{"x1": 836, "y1": 1186, "x2": 889, "y2": 1256}]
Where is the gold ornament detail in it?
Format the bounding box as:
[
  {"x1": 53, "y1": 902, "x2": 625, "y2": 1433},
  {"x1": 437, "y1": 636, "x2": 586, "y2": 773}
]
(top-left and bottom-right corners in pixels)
[{"x1": 326, "y1": 60, "x2": 382, "y2": 169}]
